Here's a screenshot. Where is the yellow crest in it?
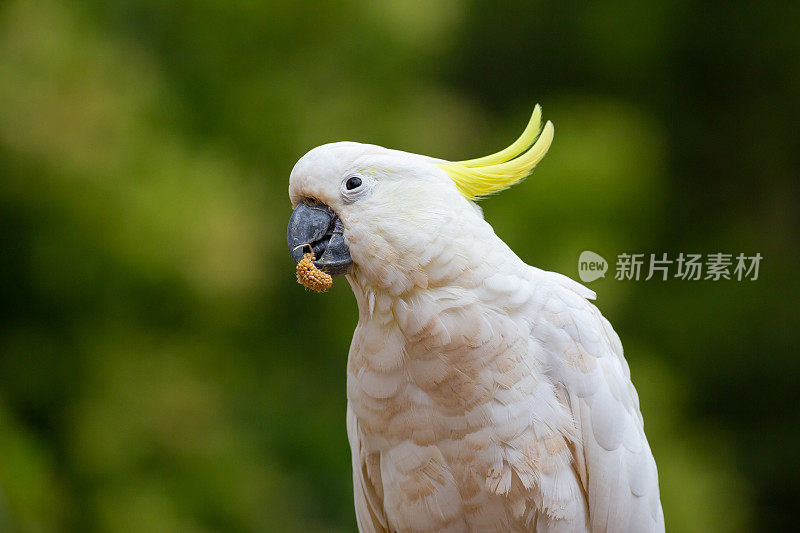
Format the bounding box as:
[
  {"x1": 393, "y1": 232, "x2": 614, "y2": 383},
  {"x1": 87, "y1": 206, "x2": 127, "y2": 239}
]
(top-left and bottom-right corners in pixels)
[{"x1": 439, "y1": 105, "x2": 554, "y2": 200}]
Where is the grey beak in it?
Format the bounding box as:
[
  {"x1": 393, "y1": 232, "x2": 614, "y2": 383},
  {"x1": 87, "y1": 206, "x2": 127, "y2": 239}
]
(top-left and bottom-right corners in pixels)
[{"x1": 287, "y1": 203, "x2": 353, "y2": 277}]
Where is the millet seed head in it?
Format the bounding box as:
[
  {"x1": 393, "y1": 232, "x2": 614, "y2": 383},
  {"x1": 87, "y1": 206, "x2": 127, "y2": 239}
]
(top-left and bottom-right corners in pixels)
[{"x1": 296, "y1": 252, "x2": 333, "y2": 292}]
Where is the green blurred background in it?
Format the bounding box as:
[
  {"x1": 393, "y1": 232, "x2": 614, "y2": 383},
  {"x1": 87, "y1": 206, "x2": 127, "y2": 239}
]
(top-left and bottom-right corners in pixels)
[{"x1": 1, "y1": 0, "x2": 798, "y2": 531}]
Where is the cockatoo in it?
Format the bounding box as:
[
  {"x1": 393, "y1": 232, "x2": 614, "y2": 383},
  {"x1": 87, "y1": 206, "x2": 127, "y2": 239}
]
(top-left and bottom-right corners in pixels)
[{"x1": 286, "y1": 106, "x2": 664, "y2": 532}]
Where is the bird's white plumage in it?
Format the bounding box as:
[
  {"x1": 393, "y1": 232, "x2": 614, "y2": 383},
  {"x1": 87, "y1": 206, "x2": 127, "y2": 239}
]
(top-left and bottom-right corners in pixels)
[{"x1": 289, "y1": 140, "x2": 664, "y2": 532}]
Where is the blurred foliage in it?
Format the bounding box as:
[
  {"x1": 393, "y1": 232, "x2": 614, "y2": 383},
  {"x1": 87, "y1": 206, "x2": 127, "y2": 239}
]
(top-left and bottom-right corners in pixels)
[{"x1": 0, "y1": 0, "x2": 798, "y2": 531}]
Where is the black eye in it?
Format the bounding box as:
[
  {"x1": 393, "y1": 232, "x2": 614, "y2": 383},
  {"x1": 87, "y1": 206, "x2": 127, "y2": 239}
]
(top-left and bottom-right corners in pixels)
[{"x1": 345, "y1": 176, "x2": 362, "y2": 190}]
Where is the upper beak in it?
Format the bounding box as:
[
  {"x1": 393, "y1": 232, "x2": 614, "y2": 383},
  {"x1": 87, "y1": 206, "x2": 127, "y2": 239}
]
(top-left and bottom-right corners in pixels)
[{"x1": 287, "y1": 203, "x2": 353, "y2": 277}]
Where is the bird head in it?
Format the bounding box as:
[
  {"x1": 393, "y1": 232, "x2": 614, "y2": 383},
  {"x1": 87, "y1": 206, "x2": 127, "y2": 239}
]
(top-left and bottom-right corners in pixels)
[{"x1": 287, "y1": 106, "x2": 554, "y2": 294}]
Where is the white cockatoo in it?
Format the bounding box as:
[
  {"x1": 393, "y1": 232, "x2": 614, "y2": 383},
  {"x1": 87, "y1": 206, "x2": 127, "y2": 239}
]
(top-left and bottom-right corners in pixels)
[{"x1": 286, "y1": 106, "x2": 664, "y2": 532}]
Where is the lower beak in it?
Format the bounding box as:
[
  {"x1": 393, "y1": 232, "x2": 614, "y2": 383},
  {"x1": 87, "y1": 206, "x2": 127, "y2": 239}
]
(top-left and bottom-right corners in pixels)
[{"x1": 287, "y1": 203, "x2": 353, "y2": 277}]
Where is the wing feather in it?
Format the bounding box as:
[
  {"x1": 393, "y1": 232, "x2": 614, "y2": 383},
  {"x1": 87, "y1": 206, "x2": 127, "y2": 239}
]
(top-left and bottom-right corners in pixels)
[
  {"x1": 537, "y1": 274, "x2": 665, "y2": 532},
  {"x1": 347, "y1": 405, "x2": 388, "y2": 533}
]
